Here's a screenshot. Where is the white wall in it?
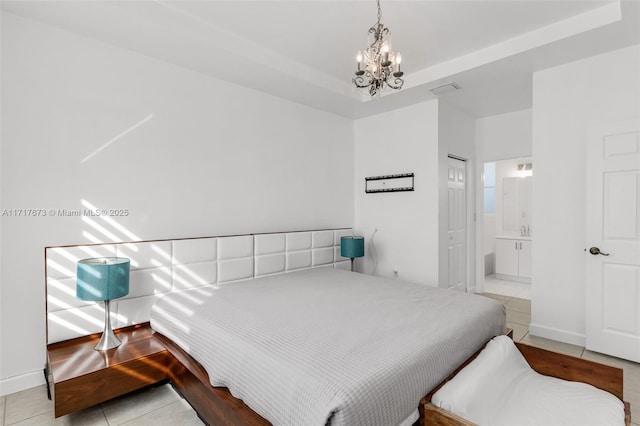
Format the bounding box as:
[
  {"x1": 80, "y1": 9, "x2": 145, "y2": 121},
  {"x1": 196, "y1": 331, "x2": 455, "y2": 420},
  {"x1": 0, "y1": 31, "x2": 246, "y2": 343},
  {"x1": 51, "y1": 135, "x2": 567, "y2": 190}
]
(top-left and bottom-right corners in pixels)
[
  {"x1": 438, "y1": 101, "x2": 476, "y2": 291},
  {"x1": 353, "y1": 99, "x2": 476, "y2": 290},
  {"x1": 354, "y1": 100, "x2": 439, "y2": 285},
  {"x1": 483, "y1": 213, "x2": 497, "y2": 256},
  {"x1": 476, "y1": 109, "x2": 532, "y2": 162},
  {"x1": 530, "y1": 44, "x2": 640, "y2": 345},
  {"x1": 0, "y1": 13, "x2": 354, "y2": 394}
]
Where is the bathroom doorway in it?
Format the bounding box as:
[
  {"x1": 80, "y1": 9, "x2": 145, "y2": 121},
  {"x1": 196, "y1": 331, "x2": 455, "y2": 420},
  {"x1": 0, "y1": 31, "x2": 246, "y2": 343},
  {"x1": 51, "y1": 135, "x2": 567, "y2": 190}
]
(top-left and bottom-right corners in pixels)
[{"x1": 481, "y1": 157, "x2": 532, "y2": 299}]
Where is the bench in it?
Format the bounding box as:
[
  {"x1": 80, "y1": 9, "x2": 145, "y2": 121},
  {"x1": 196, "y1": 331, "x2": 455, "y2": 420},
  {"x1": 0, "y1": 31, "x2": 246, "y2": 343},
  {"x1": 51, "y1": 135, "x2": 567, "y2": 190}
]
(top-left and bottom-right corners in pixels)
[{"x1": 422, "y1": 336, "x2": 631, "y2": 426}]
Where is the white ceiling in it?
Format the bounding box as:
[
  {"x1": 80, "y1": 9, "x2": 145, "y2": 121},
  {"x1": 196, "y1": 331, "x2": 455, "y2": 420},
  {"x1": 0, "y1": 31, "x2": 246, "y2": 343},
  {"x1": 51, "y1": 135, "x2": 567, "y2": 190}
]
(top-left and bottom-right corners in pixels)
[{"x1": 2, "y1": 0, "x2": 639, "y2": 118}]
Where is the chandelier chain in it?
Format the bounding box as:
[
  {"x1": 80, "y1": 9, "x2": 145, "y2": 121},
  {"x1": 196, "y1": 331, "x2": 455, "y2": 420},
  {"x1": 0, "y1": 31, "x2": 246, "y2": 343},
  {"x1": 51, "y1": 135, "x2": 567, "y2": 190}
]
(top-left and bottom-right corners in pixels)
[{"x1": 377, "y1": 0, "x2": 382, "y2": 25}]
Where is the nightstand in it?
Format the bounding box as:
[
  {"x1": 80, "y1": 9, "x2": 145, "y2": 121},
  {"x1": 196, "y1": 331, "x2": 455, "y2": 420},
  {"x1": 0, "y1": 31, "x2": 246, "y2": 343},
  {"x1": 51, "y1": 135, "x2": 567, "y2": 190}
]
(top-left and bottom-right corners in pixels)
[{"x1": 46, "y1": 323, "x2": 169, "y2": 417}]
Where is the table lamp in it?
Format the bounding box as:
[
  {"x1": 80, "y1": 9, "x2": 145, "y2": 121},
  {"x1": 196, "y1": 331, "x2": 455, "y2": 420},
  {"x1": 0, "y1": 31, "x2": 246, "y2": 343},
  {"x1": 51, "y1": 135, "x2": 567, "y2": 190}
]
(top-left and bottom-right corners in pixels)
[
  {"x1": 341, "y1": 236, "x2": 364, "y2": 272},
  {"x1": 77, "y1": 257, "x2": 130, "y2": 350}
]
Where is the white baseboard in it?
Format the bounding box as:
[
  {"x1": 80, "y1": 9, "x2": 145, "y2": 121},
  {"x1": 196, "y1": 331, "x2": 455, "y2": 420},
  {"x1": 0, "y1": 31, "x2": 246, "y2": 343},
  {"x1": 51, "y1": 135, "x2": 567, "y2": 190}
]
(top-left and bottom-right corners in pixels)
[
  {"x1": 494, "y1": 273, "x2": 531, "y2": 284},
  {"x1": 528, "y1": 323, "x2": 585, "y2": 347},
  {"x1": 0, "y1": 369, "x2": 45, "y2": 396}
]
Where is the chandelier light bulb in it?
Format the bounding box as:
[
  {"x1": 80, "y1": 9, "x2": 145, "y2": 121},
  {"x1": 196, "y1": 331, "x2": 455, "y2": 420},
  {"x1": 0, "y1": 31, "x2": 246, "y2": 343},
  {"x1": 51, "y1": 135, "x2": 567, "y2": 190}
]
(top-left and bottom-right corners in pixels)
[
  {"x1": 356, "y1": 51, "x2": 365, "y2": 74},
  {"x1": 393, "y1": 52, "x2": 404, "y2": 78},
  {"x1": 382, "y1": 42, "x2": 390, "y2": 63}
]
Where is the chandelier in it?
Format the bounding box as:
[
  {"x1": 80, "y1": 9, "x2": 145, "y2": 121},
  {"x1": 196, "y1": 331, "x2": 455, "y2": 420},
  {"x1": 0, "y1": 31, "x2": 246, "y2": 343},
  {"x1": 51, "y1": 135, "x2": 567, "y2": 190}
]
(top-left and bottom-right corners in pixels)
[{"x1": 353, "y1": 0, "x2": 404, "y2": 97}]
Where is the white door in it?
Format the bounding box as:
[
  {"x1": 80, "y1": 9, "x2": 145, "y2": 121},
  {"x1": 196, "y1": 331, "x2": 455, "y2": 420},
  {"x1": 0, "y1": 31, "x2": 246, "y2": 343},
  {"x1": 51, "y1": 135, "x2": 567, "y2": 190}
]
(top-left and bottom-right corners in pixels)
[
  {"x1": 447, "y1": 156, "x2": 467, "y2": 291},
  {"x1": 586, "y1": 119, "x2": 640, "y2": 362}
]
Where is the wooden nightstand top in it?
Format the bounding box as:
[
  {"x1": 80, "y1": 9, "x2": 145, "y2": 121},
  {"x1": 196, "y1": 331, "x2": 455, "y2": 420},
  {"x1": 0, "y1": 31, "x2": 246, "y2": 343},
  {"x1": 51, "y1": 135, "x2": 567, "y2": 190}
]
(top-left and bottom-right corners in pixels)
[{"x1": 48, "y1": 323, "x2": 166, "y2": 383}]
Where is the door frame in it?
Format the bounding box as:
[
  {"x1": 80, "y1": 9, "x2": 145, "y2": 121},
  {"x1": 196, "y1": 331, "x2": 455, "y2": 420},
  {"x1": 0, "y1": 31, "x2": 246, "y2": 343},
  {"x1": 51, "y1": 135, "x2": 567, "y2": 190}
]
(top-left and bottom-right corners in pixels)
[{"x1": 475, "y1": 155, "x2": 533, "y2": 294}]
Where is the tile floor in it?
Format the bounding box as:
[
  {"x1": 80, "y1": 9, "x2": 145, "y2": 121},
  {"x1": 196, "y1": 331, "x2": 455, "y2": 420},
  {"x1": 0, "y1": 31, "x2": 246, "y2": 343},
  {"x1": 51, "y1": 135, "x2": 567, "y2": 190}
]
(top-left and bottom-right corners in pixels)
[
  {"x1": 2, "y1": 295, "x2": 638, "y2": 425},
  {"x1": 483, "y1": 274, "x2": 531, "y2": 300},
  {"x1": 0, "y1": 383, "x2": 204, "y2": 426}
]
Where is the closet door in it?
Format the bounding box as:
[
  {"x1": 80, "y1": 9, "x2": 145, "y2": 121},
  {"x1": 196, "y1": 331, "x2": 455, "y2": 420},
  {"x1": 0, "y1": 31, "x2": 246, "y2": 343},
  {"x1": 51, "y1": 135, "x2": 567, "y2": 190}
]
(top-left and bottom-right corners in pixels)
[{"x1": 447, "y1": 156, "x2": 467, "y2": 291}]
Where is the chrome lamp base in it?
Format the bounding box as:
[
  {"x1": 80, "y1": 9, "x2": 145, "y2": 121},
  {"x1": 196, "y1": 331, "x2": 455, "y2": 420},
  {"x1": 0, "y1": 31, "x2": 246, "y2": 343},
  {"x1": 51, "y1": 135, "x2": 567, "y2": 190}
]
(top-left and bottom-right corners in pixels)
[{"x1": 95, "y1": 300, "x2": 121, "y2": 351}]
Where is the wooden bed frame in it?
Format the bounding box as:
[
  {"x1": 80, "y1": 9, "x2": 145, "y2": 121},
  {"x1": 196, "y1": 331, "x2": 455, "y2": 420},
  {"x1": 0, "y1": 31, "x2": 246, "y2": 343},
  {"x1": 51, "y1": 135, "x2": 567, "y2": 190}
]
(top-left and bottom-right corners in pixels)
[{"x1": 421, "y1": 341, "x2": 631, "y2": 426}]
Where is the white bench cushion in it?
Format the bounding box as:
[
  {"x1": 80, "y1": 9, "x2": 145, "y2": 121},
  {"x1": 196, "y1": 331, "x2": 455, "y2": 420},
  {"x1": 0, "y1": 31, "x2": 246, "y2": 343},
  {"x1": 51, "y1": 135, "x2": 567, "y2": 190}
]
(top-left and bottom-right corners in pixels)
[{"x1": 432, "y1": 335, "x2": 625, "y2": 426}]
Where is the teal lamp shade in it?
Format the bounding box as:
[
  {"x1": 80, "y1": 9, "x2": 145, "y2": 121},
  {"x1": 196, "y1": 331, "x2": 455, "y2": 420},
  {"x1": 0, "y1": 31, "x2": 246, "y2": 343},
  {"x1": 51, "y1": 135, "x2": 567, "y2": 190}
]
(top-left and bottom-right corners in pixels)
[
  {"x1": 77, "y1": 257, "x2": 130, "y2": 301},
  {"x1": 341, "y1": 236, "x2": 365, "y2": 259},
  {"x1": 341, "y1": 236, "x2": 364, "y2": 272}
]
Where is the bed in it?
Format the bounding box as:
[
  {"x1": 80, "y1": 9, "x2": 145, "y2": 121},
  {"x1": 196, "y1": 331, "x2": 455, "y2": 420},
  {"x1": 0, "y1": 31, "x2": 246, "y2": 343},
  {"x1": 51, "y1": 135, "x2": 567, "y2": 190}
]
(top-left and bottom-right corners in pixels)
[
  {"x1": 44, "y1": 228, "x2": 505, "y2": 425},
  {"x1": 150, "y1": 267, "x2": 506, "y2": 426}
]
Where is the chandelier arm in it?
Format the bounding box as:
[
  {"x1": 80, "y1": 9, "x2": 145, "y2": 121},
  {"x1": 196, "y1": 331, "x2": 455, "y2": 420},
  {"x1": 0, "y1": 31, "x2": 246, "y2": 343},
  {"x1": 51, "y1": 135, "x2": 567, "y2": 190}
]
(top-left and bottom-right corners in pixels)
[
  {"x1": 353, "y1": 75, "x2": 373, "y2": 89},
  {"x1": 386, "y1": 76, "x2": 404, "y2": 90}
]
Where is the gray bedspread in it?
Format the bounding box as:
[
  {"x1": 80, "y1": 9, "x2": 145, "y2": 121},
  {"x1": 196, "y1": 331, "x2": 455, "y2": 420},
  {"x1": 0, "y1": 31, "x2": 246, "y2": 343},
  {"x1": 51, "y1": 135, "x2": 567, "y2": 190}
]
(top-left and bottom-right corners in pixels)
[{"x1": 150, "y1": 268, "x2": 505, "y2": 426}]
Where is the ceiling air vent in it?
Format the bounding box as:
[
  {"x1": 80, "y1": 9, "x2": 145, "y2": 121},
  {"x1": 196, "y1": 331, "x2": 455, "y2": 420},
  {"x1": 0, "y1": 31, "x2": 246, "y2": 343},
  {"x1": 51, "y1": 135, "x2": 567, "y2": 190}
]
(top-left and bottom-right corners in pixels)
[{"x1": 430, "y1": 82, "x2": 460, "y2": 96}]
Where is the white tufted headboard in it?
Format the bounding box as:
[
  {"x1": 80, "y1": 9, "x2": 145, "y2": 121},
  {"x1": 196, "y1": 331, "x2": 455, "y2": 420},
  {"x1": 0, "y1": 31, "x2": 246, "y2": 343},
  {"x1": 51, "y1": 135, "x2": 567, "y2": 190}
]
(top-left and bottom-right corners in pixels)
[{"x1": 45, "y1": 228, "x2": 352, "y2": 344}]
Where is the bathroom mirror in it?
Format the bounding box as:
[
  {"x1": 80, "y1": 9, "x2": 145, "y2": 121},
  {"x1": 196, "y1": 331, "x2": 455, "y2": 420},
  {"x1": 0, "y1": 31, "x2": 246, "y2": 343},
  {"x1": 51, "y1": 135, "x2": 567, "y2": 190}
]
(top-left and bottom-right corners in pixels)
[{"x1": 503, "y1": 176, "x2": 532, "y2": 233}]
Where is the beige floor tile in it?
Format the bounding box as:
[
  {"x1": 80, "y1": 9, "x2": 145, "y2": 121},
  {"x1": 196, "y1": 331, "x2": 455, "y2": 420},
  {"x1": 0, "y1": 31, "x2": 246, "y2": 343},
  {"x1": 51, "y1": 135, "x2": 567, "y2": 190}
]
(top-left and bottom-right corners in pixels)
[
  {"x1": 629, "y1": 397, "x2": 638, "y2": 424},
  {"x1": 506, "y1": 322, "x2": 529, "y2": 341},
  {"x1": 1, "y1": 395, "x2": 5, "y2": 426},
  {"x1": 101, "y1": 384, "x2": 181, "y2": 426},
  {"x1": 119, "y1": 399, "x2": 204, "y2": 426},
  {"x1": 483, "y1": 276, "x2": 531, "y2": 300},
  {"x1": 8, "y1": 405, "x2": 106, "y2": 426},
  {"x1": 621, "y1": 370, "x2": 640, "y2": 426},
  {"x1": 504, "y1": 297, "x2": 531, "y2": 313},
  {"x1": 581, "y1": 349, "x2": 640, "y2": 372},
  {"x1": 479, "y1": 293, "x2": 511, "y2": 304},
  {"x1": 520, "y1": 335, "x2": 584, "y2": 357},
  {"x1": 505, "y1": 309, "x2": 531, "y2": 326},
  {"x1": 624, "y1": 372, "x2": 640, "y2": 399},
  {"x1": 581, "y1": 348, "x2": 640, "y2": 421},
  {"x1": 4, "y1": 385, "x2": 52, "y2": 425}
]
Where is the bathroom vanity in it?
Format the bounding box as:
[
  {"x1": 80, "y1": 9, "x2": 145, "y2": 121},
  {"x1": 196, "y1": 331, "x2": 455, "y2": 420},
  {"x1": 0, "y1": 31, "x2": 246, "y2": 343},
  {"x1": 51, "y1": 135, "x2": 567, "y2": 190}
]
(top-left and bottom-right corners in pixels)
[{"x1": 495, "y1": 236, "x2": 531, "y2": 281}]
